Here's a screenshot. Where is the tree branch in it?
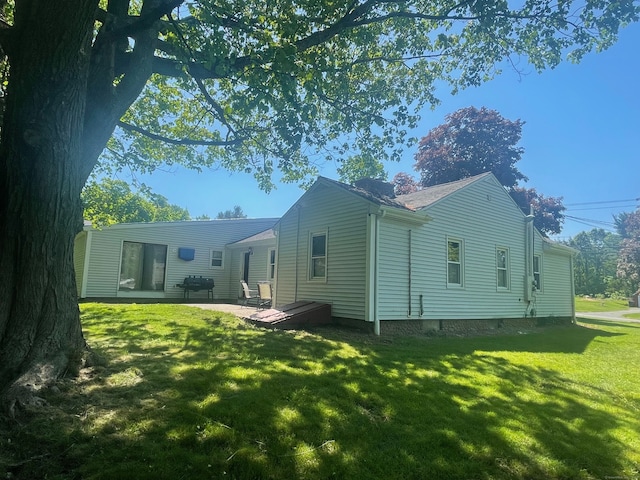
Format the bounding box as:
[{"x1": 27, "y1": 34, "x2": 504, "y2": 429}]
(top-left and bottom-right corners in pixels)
[{"x1": 117, "y1": 120, "x2": 242, "y2": 146}]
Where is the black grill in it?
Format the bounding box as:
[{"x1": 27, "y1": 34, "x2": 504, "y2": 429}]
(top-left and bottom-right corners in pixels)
[{"x1": 177, "y1": 275, "x2": 215, "y2": 299}]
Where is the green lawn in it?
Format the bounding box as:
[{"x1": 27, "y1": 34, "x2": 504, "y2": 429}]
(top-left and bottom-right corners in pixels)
[
  {"x1": 574, "y1": 296, "x2": 630, "y2": 312},
  {"x1": 2, "y1": 303, "x2": 639, "y2": 480}
]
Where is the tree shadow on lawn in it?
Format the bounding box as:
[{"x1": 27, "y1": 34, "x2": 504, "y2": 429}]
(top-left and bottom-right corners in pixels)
[
  {"x1": 577, "y1": 317, "x2": 640, "y2": 330},
  {"x1": 6, "y1": 308, "x2": 637, "y2": 480}
]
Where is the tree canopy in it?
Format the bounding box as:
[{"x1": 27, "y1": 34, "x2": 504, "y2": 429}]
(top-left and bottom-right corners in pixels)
[
  {"x1": 408, "y1": 106, "x2": 565, "y2": 235},
  {"x1": 82, "y1": 178, "x2": 191, "y2": 225},
  {"x1": 566, "y1": 228, "x2": 627, "y2": 296},
  {"x1": 1, "y1": 0, "x2": 639, "y2": 403},
  {"x1": 415, "y1": 106, "x2": 527, "y2": 188},
  {"x1": 615, "y1": 209, "x2": 640, "y2": 288}
]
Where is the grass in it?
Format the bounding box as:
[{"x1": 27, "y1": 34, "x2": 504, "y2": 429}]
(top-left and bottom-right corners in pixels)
[
  {"x1": 2, "y1": 303, "x2": 639, "y2": 480},
  {"x1": 574, "y1": 296, "x2": 629, "y2": 312}
]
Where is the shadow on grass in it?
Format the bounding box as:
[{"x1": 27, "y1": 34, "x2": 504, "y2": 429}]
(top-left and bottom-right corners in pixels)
[
  {"x1": 577, "y1": 316, "x2": 640, "y2": 330},
  {"x1": 4, "y1": 305, "x2": 638, "y2": 480}
]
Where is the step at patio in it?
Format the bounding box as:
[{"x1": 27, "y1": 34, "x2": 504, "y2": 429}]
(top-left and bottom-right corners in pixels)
[{"x1": 245, "y1": 301, "x2": 332, "y2": 329}]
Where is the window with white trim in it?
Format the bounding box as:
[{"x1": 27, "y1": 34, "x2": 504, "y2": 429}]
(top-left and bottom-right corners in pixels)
[
  {"x1": 496, "y1": 247, "x2": 509, "y2": 290},
  {"x1": 310, "y1": 232, "x2": 327, "y2": 280},
  {"x1": 268, "y1": 248, "x2": 276, "y2": 280},
  {"x1": 209, "y1": 249, "x2": 224, "y2": 269},
  {"x1": 447, "y1": 238, "x2": 463, "y2": 286},
  {"x1": 533, "y1": 255, "x2": 542, "y2": 291}
]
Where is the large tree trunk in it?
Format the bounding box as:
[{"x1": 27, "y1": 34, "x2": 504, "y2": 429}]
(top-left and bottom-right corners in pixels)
[{"x1": 0, "y1": 0, "x2": 98, "y2": 408}]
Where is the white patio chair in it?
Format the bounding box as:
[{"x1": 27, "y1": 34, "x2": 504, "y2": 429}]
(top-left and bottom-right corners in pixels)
[
  {"x1": 240, "y1": 280, "x2": 260, "y2": 307},
  {"x1": 257, "y1": 282, "x2": 272, "y2": 309}
]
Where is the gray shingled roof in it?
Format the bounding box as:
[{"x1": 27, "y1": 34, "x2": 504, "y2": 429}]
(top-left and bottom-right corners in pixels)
[
  {"x1": 230, "y1": 228, "x2": 276, "y2": 245},
  {"x1": 395, "y1": 173, "x2": 492, "y2": 210},
  {"x1": 318, "y1": 176, "x2": 415, "y2": 210}
]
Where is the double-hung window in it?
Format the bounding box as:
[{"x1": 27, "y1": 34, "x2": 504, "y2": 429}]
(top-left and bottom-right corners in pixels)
[
  {"x1": 310, "y1": 231, "x2": 327, "y2": 280},
  {"x1": 210, "y1": 249, "x2": 224, "y2": 269},
  {"x1": 268, "y1": 248, "x2": 276, "y2": 280},
  {"x1": 496, "y1": 247, "x2": 510, "y2": 290},
  {"x1": 447, "y1": 238, "x2": 463, "y2": 286},
  {"x1": 533, "y1": 255, "x2": 542, "y2": 291}
]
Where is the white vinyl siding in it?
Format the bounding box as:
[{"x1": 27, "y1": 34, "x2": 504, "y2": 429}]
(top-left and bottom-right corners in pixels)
[
  {"x1": 531, "y1": 246, "x2": 574, "y2": 318},
  {"x1": 275, "y1": 183, "x2": 368, "y2": 319},
  {"x1": 379, "y1": 175, "x2": 530, "y2": 321},
  {"x1": 79, "y1": 218, "x2": 278, "y2": 300}
]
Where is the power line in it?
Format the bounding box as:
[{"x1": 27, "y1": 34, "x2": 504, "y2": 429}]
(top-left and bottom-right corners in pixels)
[
  {"x1": 565, "y1": 198, "x2": 640, "y2": 207},
  {"x1": 567, "y1": 204, "x2": 638, "y2": 212}
]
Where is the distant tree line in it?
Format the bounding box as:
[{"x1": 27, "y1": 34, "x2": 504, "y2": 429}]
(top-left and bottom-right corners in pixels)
[
  {"x1": 81, "y1": 178, "x2": 246, "y2": 225},
  {"x1": 566, "y1": 213, "x2": 640, "y2": 298}
]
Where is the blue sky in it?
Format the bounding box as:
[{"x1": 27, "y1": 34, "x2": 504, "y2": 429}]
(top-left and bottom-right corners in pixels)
[{"x1": 133, "y1": 22, "x2": 640, "y2": 240}]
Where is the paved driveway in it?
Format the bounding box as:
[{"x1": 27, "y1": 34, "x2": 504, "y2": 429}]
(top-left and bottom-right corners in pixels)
[{"x1": 576, "y1": 309, "x2": 640, "y2": 324}]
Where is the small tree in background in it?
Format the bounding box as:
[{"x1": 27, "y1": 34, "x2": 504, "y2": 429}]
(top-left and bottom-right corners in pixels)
[
  {"x1": 412, "y1": 106, "x2": 565, "y2": 236},
  {"x1": 392, "y1": 172, "x2": 420, "y2": 196},
  {"x1": 217, "y1": 206, "x2": 248, "y2": 219},
  {"x1": 616, "y1": 210, "x2": 640, "y2": 291},
  {"x1": 509, "y1": 186, "x2": 566, "y2": 236}
]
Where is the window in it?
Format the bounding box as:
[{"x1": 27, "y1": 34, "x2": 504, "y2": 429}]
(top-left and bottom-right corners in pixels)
[
  {"x1": 496, "y1": 247, "x2": 509, "y2": 290},
  {"x1": 268, "y1": 248, "x2": 276, "y2": 280},
  {"x1": 210, "y1": 249, "x2": 224, "y2": 269},
  {"x1": 119, "y1": 241, "x2": 167, "y2": 291},
  {"x1": 310, "y1": 232, "x2": 327, "y2": 280},
  {"x1": 533, "y1": 255, "x2": 542, "y2": 290},
  {"x1": 447, "y1": 238, "x2": 463, "y2": 286}
]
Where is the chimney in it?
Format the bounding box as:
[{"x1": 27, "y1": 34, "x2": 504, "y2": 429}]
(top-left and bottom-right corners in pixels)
[{"x1": 354, "y1": 178, "x2": 396, "y2": 199}]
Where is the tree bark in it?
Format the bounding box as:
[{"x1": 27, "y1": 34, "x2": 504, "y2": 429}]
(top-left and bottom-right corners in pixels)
[{"x1": 0, "y1": 0, "x2": 98, "y2": 407}]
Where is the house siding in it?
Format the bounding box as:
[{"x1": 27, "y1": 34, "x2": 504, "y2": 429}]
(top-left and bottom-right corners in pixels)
[
  {"x1": 74, "y1": 232, "x2": 87, "y2": 297},
  {"x1": 275, "y1": 183, "x2": 369, "y2": 319},
  {"x1": 378, "y1": 175, "x2": 573, "y2": 321},
  {"x1": 78, "y1": 218, "x2": 277, "y2": 300},
  {"x1": 228, "y1": 244, "x2": 274, "y2": 300},
  {"x1": 533, "y1": 246, "x2": 575, "y2": 318}
]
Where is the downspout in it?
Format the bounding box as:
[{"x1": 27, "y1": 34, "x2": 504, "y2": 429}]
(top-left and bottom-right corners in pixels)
[
  {"x1": 373, "y1": 210, "x2": 385, "y2": 336},
  {"x1": 408, "y1": 229, "x2": 412, "y2": 317},
  {"x1": 570, "y1": 255, "x2": 576, "y2": 322},
  {"x1": 524, "y1": 207, "x2": 535, "y2": 304},
  {"x1": 294, "y1": 204, "x2": 301, "y2": 302}
]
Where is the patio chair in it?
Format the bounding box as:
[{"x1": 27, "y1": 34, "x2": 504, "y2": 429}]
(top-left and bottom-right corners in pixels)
[
  {"x1": 257, "y1": 282, "x2": 272, "y2": 309},
  {"x1": 240, "y1": 280, "x2": 260, "y2": 307}
]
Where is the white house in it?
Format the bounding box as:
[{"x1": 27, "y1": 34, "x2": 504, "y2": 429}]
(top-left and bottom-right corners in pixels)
[
  {"x1": 74, "y1": 218, "x2": 278, "y2": 301},
  {"x1": 272, "y1": 173, "x2": 575, "y2": 334},
  {"x1": 75, "y1": 173, "x2": 575, "y2": 334}
]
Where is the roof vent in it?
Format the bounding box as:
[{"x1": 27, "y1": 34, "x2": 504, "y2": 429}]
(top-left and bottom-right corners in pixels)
[{"x1": 353, "y1": 178, "x2": 396, "y2": 199}]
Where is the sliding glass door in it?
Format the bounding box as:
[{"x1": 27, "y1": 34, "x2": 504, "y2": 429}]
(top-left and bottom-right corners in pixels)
[{"x1": 119, "y1": 241, "x2": 168, "y2": 291}]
